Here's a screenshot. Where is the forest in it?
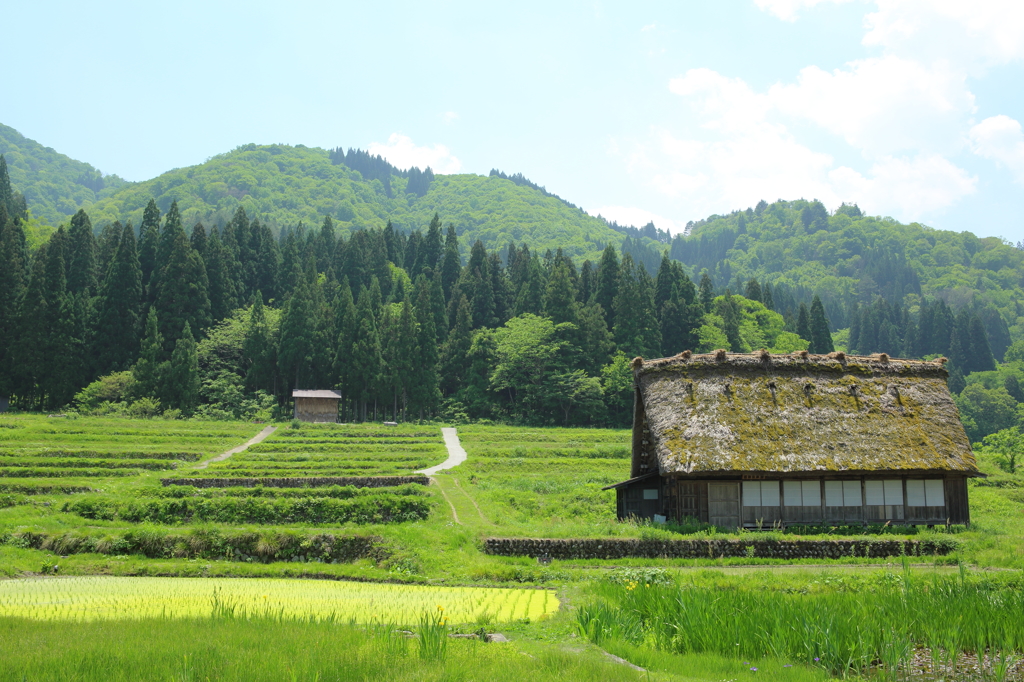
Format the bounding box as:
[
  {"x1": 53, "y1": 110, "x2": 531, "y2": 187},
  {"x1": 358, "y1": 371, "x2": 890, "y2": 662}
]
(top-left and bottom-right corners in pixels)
[{"x1": 2, "y1": 139, "x2": 1024, "y2": 450}]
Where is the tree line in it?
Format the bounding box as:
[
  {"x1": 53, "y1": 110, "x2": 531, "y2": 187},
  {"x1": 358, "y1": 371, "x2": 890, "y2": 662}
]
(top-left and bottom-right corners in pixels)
[{"x1": 0, "y1": 161, "x2": 1004, "y2": 426}]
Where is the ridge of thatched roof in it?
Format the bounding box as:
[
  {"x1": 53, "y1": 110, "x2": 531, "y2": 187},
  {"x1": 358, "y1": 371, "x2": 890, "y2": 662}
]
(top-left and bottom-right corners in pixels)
[{"x1": 634, "y1": 351, "x2": 978, "y2": 475}]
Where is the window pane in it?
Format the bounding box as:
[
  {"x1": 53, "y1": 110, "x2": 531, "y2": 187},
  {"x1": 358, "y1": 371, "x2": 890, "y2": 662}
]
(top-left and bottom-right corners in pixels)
[
  {"x1": 643, "y1": 489, "x2": 659, "y2": 500},
  {"x1": 761, "y1": 480, "x2": 780, "y2": 506},
  {"x1": 742, "y1": 481, "x2": 761, "y2": 506},
  {"x1": 883, "y1": 480, "x2": 903, "y2": 505},
  {"x1": 906, "y1": 479, "x2": 926, "y2": 506},
  {"x1": 824, "y1": 481, "x2": 843, "y2": 506},
  {"x1": 925, "y1": 479, "x2": 945, "y2": 506},
  {"x1": 842, "y1": 480, "x2": 861, "y2": 506},
  {"x1": 784, "y1": 480, "x2": 803, "y2": 506},
  {"x1": 802, "y1": 480, "x2": 821, "y2": 506},
  {"x1": 865, "y1": 480, "x2": 884, "y2": 505}
]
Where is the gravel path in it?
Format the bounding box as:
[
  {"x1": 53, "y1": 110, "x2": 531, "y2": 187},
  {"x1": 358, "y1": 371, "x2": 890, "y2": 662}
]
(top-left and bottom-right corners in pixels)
[
  {"x1": 194, "y1": 425, "x2": 277, "y2": 470},
  {"x1": 416, "y1": 427, "x2": 466, "y2": 475}
]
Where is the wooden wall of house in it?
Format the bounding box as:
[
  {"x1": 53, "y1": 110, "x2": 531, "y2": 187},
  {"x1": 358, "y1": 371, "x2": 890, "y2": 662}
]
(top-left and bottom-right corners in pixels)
[
  {"x1": 294, "y1": 398, "x2": 339, "y2": 423},
  {"x1": 621, "y1": 474, "x2": 972, "y2": 527}
]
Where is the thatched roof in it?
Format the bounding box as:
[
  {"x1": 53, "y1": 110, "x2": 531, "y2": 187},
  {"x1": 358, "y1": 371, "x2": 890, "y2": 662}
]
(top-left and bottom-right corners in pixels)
[
  {"x1": 634, "y1": 351, "x2": 978, "y2": 475},
  {"x1": 292, "y1": 390, "x2": 343, "y2": 399}
]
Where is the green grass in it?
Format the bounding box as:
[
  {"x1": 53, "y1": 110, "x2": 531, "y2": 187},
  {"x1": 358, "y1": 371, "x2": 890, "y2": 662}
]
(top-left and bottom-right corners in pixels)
[
  {"x1": 578, "y1": 563, "x2": 1024, "y2": 679},
  {"x1": 189, "y1": 422, "x2": 449, "y2": 478}
]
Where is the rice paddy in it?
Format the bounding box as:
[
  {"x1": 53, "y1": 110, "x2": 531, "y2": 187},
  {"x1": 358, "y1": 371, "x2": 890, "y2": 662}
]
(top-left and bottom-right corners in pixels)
[
  {"x1": 184, "y1": 422, "x2": 450, "y2": 478},
  {"x1": 0, "y1": 576, "x2": 558, "y2": 624}
]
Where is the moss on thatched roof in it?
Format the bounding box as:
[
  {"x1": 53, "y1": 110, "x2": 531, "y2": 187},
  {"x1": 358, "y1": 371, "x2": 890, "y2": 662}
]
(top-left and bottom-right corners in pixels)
[{"x1": 634, "y1": 351, "x2": 978, "y2": 475}]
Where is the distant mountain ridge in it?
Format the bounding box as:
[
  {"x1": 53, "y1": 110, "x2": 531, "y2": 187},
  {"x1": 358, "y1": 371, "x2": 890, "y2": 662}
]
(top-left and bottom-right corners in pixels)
[{"x1": 0, "y1": 124, "x2": 650, "y2": 263}]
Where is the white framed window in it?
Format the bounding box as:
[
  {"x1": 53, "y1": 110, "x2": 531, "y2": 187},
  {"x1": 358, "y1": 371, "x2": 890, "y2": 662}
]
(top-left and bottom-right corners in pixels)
[
  {"x1": 783, "y1": 480, "x2": 821, "y2": 506},
  {"x1": 824, "y1": 480, "x2": 863, "y2": 507},
  {"x1": 906, "y1": 479, "x2": 945, "y2": 506},
  {"x1": 743, "y1": 481, "x2": 780, "y2": 506},
  {"x1": 865, "y1": 480, "x2": 903, "y2": 506}
]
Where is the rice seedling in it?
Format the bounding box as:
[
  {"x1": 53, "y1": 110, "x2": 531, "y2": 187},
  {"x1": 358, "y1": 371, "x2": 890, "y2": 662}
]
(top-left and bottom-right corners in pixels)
[
  {"x1": 576, "y1": 564, "x2": 1024, "y2": 679},
  {"x1": 0, "y1": 576, "x2": 559, "y2": 625}
]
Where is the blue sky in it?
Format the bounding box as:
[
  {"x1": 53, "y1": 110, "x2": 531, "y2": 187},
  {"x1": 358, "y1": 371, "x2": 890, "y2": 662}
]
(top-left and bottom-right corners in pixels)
[{"x1": 5, "y1": 1, "x2": 1024, "y2": 241}]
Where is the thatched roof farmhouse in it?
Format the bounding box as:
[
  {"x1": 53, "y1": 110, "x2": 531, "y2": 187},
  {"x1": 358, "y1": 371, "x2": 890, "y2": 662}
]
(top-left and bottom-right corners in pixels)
[{"x1": 605, "y1": 351, "x2": 980, "y2": 528}]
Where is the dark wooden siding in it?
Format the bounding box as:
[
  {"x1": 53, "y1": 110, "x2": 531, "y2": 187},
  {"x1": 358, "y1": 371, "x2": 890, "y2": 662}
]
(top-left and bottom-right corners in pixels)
[{"x1": 944, "y1": 476, "x2": 970, "y2": 525}]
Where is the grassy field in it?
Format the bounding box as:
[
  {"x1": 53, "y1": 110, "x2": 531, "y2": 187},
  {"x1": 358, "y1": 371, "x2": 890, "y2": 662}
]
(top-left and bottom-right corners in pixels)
[
  {"x1": 183, "y1": 422, "x2": 450, "y2": 478},
  {"x1": 2, "y1": 413, "x2": 1024, "y2": 680}
]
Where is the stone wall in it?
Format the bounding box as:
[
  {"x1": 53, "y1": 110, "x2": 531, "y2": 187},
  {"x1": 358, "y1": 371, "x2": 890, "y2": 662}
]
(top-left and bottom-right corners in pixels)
[
  {"x1": 484, "y1": 537, "x2": 958, "y2": 560},
  {"x1": 160, "y1": 476, "x2": 429, "y2": 489}
]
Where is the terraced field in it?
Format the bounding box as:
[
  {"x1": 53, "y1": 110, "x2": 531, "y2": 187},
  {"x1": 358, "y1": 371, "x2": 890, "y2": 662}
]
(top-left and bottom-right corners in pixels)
[
  {"x1": 453, "y1": 426, "x2": 631, "y2": 531},
  {"x1": 181, "y1": 423, "x2": 449, "y2": 479},
  {"x1": 0, "y1": 416, "x2": 258, "y2": 490}
]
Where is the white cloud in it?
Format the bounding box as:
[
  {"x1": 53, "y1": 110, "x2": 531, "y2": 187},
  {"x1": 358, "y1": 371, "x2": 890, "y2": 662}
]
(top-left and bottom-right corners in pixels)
[
  {"x1": 594, "y1": 205, "x2": 683, "y2": 234},
  {"x1": 753, "y1": 0, "x2": 853, "y2": 22},
  {"x1": 442, "y1": 111, "x2": 459, "y2": 124},
  {"x1": 366, "y1": 133, "x2": 462, "y2": 174},
  {"x1": 864, "y1": 0, "x2": 1024, "y2": 71},
  {"x1": 769, "y1": 56, "x2": 975, "y2": 156},
  {"x1": 829, "y1": 154, "x2": 977, "y2": 216},
  {"x1": 641, "y1": 66, "x2": 978, "y2": 221},
  {"x1": 970, "y1": 115, "x2": 1024, "y2": 185}
]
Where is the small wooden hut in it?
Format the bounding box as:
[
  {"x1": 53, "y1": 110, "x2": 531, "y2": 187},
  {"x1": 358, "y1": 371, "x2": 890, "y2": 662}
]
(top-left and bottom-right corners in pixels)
[
  {"x1": 605, "y1": 351, "x2": 981, "y2": 528},
  {"x1": 292, "y1": 390, "x2": 342, "y2": 423}
]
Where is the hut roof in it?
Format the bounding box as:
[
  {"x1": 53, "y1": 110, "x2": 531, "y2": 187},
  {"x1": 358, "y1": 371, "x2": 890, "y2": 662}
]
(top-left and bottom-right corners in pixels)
[
  {"x1": 292, "y1": 390, "x2": 343, "y2": 399},
  {"x1": 634, "y1": 351, "x2": 978, "y2": 476}
]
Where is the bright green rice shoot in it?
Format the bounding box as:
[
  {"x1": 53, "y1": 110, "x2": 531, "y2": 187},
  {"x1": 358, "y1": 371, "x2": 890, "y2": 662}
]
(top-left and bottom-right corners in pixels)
[{"x1": 0, "y1": 577, "x2": 558, "y2": 625}]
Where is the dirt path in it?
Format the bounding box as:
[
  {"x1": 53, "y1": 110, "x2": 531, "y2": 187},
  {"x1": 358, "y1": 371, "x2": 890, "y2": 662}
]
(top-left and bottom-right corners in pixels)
[
  {"x1": 453, "y1": 477, "x2": 490, "y2": 525},
  {"x1": 432, "y1": 478, "x2": 462, "y2": 525},
  {"x1": 194, "y1": 425, "x2": 277, "y2": 470},
  {"x1": 416, "y1": 427, "x2": 466, "y2": 475}
]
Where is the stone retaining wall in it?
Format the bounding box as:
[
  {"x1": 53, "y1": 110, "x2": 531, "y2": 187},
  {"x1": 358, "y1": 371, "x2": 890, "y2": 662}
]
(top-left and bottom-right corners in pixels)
[
  {"x1": 484, "y1": 537, "x2": 958, "y2": 560},
  {"x1": 160, "y1": 476, "x2": 429, "y2": 489}
]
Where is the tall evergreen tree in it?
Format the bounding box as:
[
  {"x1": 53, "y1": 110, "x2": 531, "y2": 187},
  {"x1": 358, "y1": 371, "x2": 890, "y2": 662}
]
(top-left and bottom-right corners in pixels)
[
  {"x1": 204, "y1": 227, "x2": 236, "y2": 321},
  {"x1": 66, "y1": 209, "x2": 97, "y2": 296},
  {"x1": 93, "y1": 221, "x2": 143, "y2": 373},
  {"x1": 420, "y1": 213, "x2": 443, "y2": 274},
  {"x1": 514, "y1": 256, "x2": 545, "y2": 317},
  {"x1": 0, "y1": 155, "x2": 13, "y2": 218},
  {"x1": 411, "y1": 279, "x2": 441, "y2": 417},
  {"x1": 545, "y1": 261, "x2": 580, "y2": 326},
  {"x1": 967, "y1": 314, "x2": 997, "y2": 374},
  {"x1": 797, "y1": 303, "x2": 811, "y2": 343},
  {"x1": 165, "y1": 323, "x2": 200, "y2": 413},
  {"x1": 138, "y1": 199, "x2": 161, "y2": 296},
  {"x1": 190, "y1": 222, "x2": 207, "y2": 257},
  {"x1": 350, "y1": 285, "x2": 384, "y2": 420},
  {"x1": 809, "y1": 295, "x2": 835, "y2": 353},
  {"x1": 744, "y1": 278, "x2": 763, "y2": 305},
  {"x1": 12, "y1": 254, "x2": 50, "y2": 407},
  {"x1": 595, "y1": 245, "x2": 620, "y2": 328},
  {"x1": 698, "y1": 272, "x2": 714, "y2": 311},
  {"x1": 332, "y1": 278, "x2": 358, "y2": 415},
  {"x1": 133, "y1": 308, "x2": 165, "y2": 401},
  {"x1": 95, "y1": 221, "x2": 122, "y2": 285},
  {"x1": 243, "y1": 295, "x2": 276, "y2": 394},
  {"x1": 439, "y1": 294, "x2": 472, "y2": 396},
  {"x1": 0, "y1": 214, "x2": 28, "y2": 398},
  {"x1": 440, "y1": 224, "x2": 461, "y2": 300},
  {"x1": 278, "y1": 264, "x2": 317, "y2": 391},
  {"x1": 154, "y1": 229, "x2": 211, "y2": 349},
  {"x1": 612, "y1": 254, "x2": 661, "y2": 358}
]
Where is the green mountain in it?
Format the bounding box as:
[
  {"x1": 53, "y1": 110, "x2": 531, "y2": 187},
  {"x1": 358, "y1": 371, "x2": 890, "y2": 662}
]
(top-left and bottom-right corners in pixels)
[
  {"x1": 0, "y1": 123, "x2": 130, "y2": 226},
  {"x1": 0, "y1": 124, "x2": 631, "y2": 263}
]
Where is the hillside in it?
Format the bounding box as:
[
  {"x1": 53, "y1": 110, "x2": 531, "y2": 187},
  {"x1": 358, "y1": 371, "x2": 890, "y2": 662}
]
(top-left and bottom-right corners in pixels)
[
  {"x1": 0, "y1": 123, "x2": 130, "y2": 226},
  {"x1": 0, "y1": 124, "x2": 630, "y2": 263},
  {"x1": 668, "y1": 200, "x2": 1024, "y2": 359}
]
